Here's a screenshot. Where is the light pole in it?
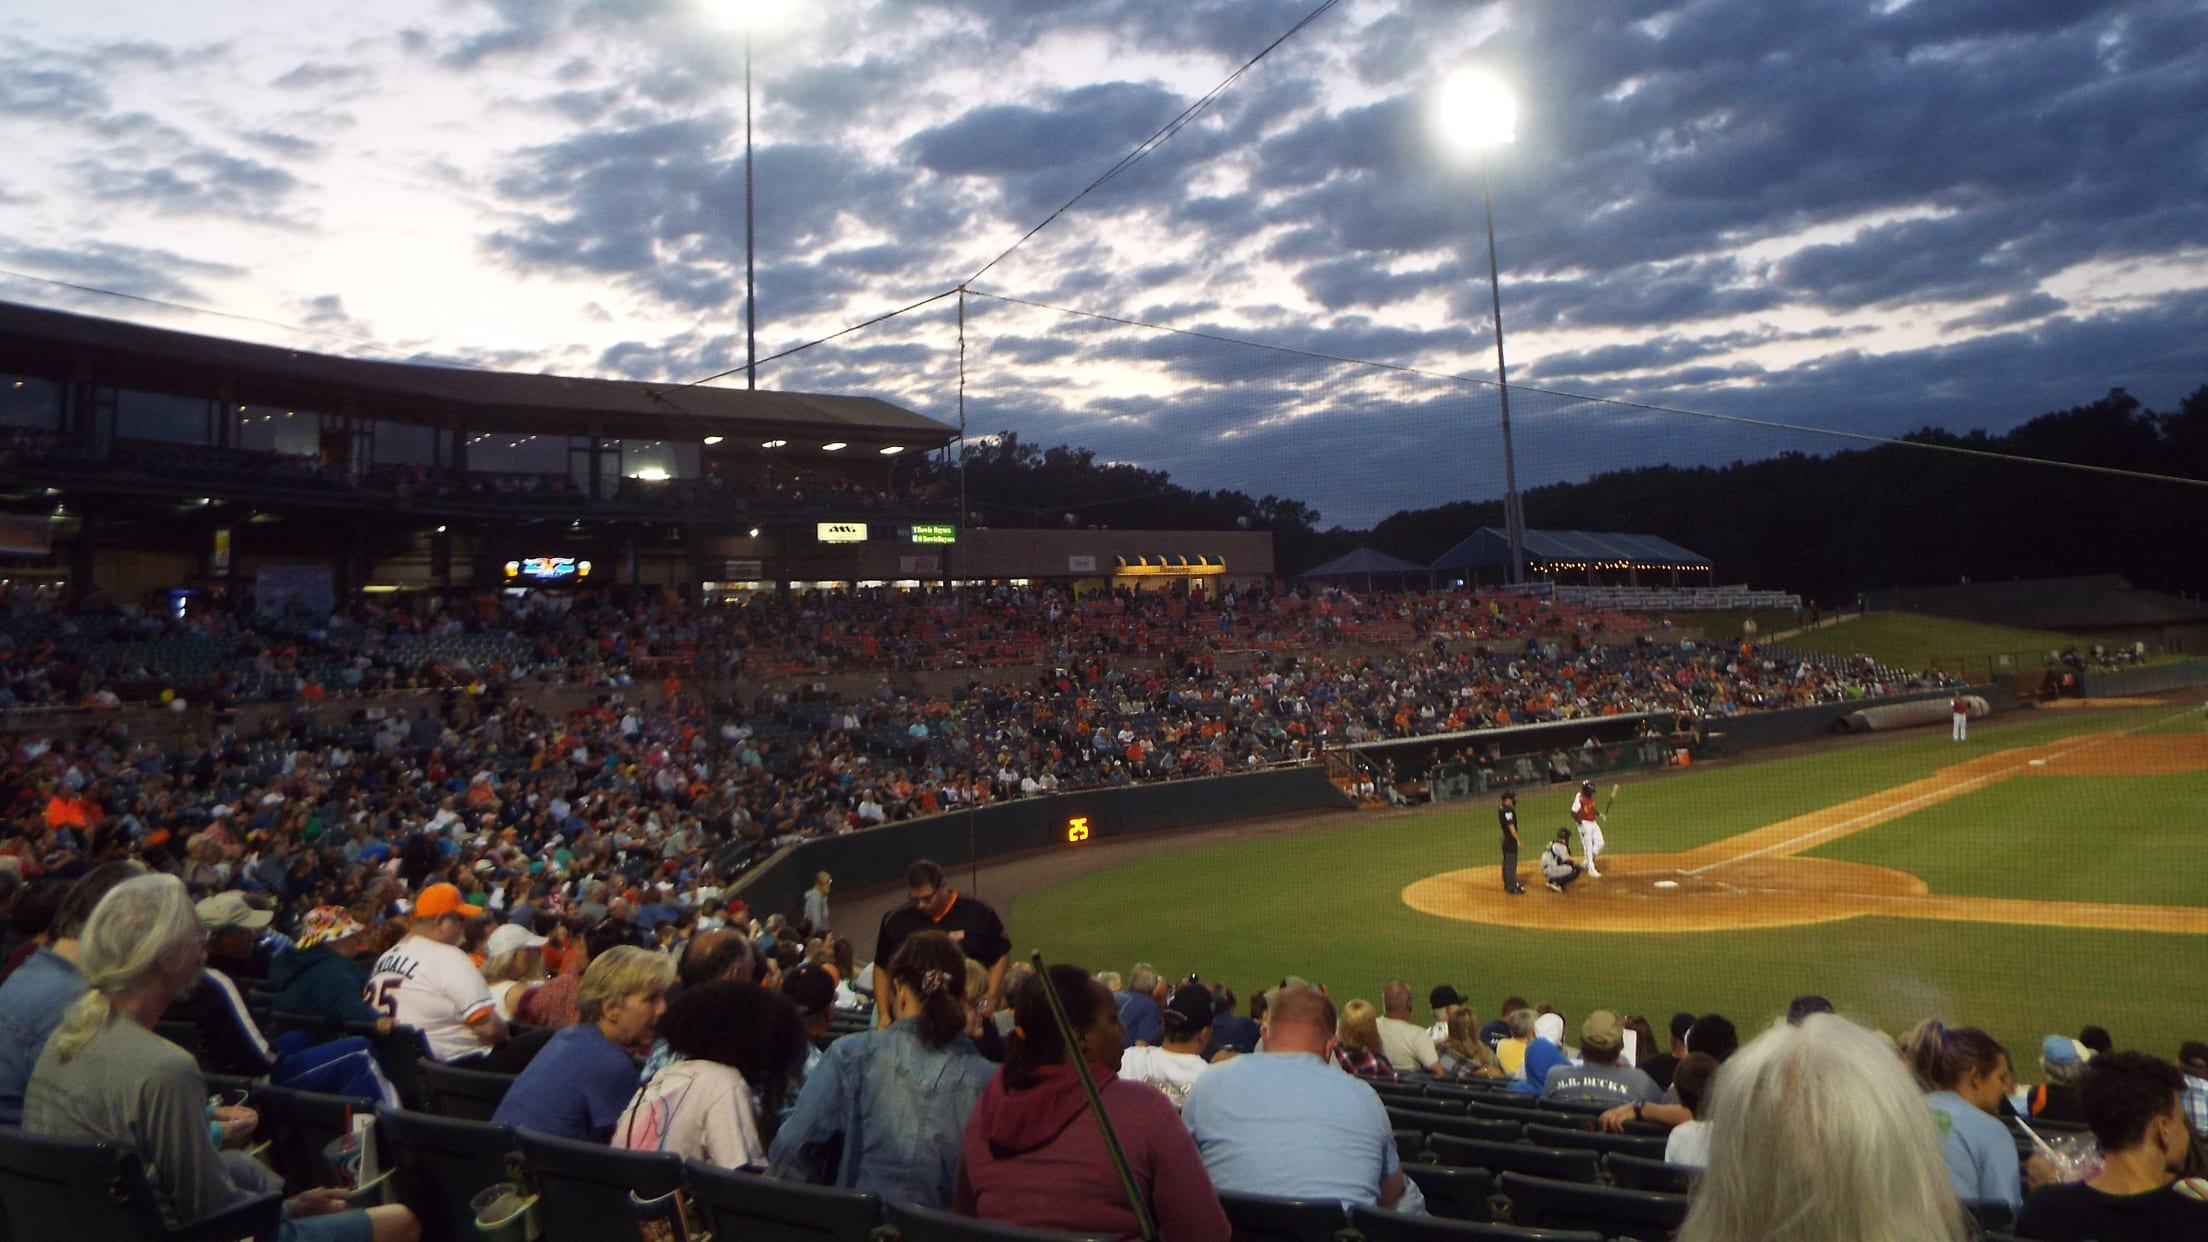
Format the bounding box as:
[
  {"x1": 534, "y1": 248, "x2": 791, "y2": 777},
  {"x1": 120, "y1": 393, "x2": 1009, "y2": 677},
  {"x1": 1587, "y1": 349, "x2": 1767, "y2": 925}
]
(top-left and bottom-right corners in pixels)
[
  {"x1": 705, "y1": 1, "x2": 795, "y2": 389},
  {"x1": 1438, "y1": 69, "x2": 1526, "y2": 587},
  {"x1": 744, "y1": 28, "x2": 756, "y2": 390}
]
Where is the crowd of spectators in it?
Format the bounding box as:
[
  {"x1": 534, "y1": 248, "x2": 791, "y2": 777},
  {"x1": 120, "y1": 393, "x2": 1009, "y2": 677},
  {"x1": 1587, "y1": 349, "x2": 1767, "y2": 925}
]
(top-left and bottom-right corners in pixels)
[{"x1": 2, "y1": 837, "x2": 2203, "y2": 1242}]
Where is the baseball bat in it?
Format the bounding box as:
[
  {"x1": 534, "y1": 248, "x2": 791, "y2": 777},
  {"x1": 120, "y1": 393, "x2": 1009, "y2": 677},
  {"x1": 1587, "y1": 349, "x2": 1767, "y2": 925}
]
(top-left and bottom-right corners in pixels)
[{"x1": 1602, "y1": 783, "x2": 1620, "y2": 816}]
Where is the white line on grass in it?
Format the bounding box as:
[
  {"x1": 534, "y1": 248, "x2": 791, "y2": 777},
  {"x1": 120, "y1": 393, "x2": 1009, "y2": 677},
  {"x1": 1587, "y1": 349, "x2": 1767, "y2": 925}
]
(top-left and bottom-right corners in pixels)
[{"x1": 1684, "y1": 707, "x2": 2198, "y2": 878}]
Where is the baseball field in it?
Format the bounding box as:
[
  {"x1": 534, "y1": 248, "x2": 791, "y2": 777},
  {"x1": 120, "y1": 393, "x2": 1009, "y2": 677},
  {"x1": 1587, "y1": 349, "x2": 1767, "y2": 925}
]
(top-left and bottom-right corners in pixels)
[{"x1": 1003, "y1": 697, "x2": 2208, "y2": 1070}]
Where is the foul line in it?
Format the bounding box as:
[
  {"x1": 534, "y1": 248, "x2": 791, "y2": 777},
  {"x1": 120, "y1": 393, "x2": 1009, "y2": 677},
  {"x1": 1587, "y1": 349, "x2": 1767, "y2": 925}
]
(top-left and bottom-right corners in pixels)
[{"x1": 1682, "y1": 708, "x2": 2198, "y2": 877}]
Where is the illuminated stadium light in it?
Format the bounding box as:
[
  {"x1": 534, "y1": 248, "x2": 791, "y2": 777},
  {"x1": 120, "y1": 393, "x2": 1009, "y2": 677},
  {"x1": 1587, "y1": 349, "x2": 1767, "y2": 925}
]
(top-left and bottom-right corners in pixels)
[
  {"x1": 761, "y1": 439, "x2": 787, "y2": 448},
  {"x1": 821, "y1": 442, "x2": 847, "y2": 451},
  {"x1": 1436, "y1": 69, "x2": 1518, "y2": 152},
  {"x1": 879, "y1": 445, "x2": 904, "y2": 455},
  {"x1": 703, "y1": 435, "x2": 724, "y2": 445}
]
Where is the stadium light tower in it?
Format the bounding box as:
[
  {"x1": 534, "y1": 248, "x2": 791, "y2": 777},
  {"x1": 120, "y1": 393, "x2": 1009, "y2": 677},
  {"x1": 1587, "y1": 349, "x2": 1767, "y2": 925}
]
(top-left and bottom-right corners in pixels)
[
  {"x1": 703, "y1": 0, "x2": 798, "y2": 390},
  {"x1": 1437, "y1": 68, "x2": 1526, "y2": 587}
]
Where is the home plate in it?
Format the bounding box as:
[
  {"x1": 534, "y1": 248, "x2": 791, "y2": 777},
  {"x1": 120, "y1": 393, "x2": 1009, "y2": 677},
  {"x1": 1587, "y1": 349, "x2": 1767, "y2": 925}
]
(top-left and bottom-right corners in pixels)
[
  {"x1": 1653, "y1": 880, "x2": 1679, "y2": 889},
  {"x1": 2028, "y1": 759, "x2": 2047, "y2": 766}
]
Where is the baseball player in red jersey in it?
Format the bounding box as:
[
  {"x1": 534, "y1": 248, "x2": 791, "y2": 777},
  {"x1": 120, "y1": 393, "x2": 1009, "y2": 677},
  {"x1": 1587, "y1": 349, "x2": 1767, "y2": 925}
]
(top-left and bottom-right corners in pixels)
[{"x1": 1570, "y1": 779, "x2": 1605, "y2": 878}]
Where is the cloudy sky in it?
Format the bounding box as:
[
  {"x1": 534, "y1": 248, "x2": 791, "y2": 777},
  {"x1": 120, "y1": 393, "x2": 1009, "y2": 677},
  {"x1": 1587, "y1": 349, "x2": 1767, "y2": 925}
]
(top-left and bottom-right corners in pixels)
[{"x1": 4, "y1": 0, "x2": 2205, "y2": 527}]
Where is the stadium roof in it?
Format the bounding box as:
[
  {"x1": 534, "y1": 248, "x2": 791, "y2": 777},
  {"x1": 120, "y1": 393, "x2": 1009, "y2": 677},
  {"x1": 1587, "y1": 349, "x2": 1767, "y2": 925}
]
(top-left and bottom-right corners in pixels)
[
  {"x1": 1300, "y1": 546, "x2": 1428, "y2": 579},
  {"x1": 0, "y1": 300, "x2": 955, "y2": 446},
  {"x1": 1429, "y1": 527, "x2": 1711, "y2": 572}
]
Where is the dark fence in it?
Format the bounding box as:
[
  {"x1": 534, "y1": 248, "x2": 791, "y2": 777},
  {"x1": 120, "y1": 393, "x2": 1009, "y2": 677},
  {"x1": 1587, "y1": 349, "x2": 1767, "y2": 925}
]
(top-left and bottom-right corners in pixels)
[
  {"x1": 1700, "y1": 684, "x2": 2017, "y2": 752},
  {"x1": 725, "y1": 764, "x2": 1349, "y2": 925},
  {"x1": 2077, "y1": 657, "x2": 2208, "y2": 698}
]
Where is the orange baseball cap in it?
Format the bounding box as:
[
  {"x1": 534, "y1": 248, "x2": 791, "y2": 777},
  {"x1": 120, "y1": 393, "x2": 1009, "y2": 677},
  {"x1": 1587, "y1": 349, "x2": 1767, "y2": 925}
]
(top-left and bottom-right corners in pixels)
[{"x1": 413, "y1": 882, "x2": 467, "y2": 919}]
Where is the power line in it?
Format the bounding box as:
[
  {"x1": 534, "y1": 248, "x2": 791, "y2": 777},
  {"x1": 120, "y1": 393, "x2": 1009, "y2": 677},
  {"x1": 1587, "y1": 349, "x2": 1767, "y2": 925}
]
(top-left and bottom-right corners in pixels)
[
  {"x1": 960, "y1": 0, "x2": 1344, "y2": 289},
  {"x1": 0, "y1": 266, "x2": 502, "y2": 372}
]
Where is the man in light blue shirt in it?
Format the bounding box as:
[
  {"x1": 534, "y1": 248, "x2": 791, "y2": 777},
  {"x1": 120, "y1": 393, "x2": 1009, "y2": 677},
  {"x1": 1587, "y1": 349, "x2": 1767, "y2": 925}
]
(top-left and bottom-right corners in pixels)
[
  {"x1": 0, "y1": 861, "x2": 147, "y2": 1124},
  {"x1": 1181, "y1": 984, "x2": 1404, "y2": 1208}
]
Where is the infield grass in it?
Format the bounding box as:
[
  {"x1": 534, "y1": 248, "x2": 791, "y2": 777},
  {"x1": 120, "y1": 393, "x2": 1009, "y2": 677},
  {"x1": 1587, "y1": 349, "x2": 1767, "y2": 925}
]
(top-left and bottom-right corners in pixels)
[{"x1": 1007, "y1": 702, "x2": 2208, "y2": 1078}]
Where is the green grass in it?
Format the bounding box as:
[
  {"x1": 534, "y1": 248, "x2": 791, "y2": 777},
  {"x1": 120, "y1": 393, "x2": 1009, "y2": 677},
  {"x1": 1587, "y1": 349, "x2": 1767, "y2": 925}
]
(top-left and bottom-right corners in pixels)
[
  {"x1": 1808, "y1": 773, "x2": 2208, "y2": 905},
  {"x1": 1780, "y1": 611, "x2": 2117, "y2": 676},
  {"x1": 1007, "y1": 704, "x2": 2208, "y2": 1073}
]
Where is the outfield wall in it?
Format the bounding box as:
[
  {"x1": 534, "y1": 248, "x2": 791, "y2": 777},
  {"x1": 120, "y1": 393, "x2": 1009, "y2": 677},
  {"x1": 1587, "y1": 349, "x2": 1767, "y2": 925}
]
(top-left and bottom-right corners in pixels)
[
  {"x1": 1702, "y1": 684, "x2": 2018, "y2": 752},
  {"x1": 725, "y1": 764, "x2": 1350, "y2": 925},
  {"x1": 2078, "y1": 657, "x2": 2208, "y2": 698}
]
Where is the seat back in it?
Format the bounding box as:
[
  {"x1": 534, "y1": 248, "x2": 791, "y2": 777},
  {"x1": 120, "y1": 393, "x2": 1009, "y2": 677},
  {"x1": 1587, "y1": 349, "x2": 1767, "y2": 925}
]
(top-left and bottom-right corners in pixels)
[
  {"x1": 247, "y1": 1081, "x2": 377, "y2": 1193},
  {"x1": 0, "y1": 1129, "x2": 160, "y2": 1241},
  {"x1": 1963, "y1": 1198, "x2": 2017, "y2": 1233},
  {"x1": 1402, "y1": 1163, "x2": 1496, "y2": 1222},
  {"x1": 1394, "y1": 1128, "x2": 1430, "y2": 1166},
  {"x1": 1463, "y1": 1099, "x2": 1542, "y2": 1123},
  {"x1": 1520, "y1": 1123, "x2": 1667, "y2": 1160},
  {"x1": 419, "y1": 1060, "x2": 519, "y2": 1121},
  {"x1": 1426, "y1": 1138, "x2": 1600, "y2": 1184},
  {"x1": 1495, "y1": 1172, "x2": 1689, "y2": 1242},
  {"x1": 1598, "y1": 1153, "x2": 1695, "y2": 1195},
  {"x1": 374, "y1": 1104, "x2": 520, "y2": 1242},
  {"x1": 517, "y1": 1129, "x2": 685, "y2": 1242},
  {"x1": 1391, "y1": 1108, "x2": 1524, "y2": 1143},
  {"x1": 883, "y1": 1199, "x2": 1113, "y2": 1242},
  {"x1": 683, "y1": 1161, "x2": 884, "y2": 1242},
  {"x1": 1347, "y1": 1204, "x2": 1602, "y2": 1242},
  {"x1": 1531, "y1": 1098, "x2": 1610, "y2": 1121},
  {"x1": 364, "y1": 1024, "x2": 437, "y2": 1111},
  {"x1": 1215, "y1": 1189, "x2": 1350, "y2": 1242}
]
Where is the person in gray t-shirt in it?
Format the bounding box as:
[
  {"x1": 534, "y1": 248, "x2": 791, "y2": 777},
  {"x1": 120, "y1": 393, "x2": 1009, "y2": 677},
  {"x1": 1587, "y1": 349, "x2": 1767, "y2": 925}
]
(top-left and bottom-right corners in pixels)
[{"x1": 1542, "y1": 1009, "x2": 1661, "y2": 1106}]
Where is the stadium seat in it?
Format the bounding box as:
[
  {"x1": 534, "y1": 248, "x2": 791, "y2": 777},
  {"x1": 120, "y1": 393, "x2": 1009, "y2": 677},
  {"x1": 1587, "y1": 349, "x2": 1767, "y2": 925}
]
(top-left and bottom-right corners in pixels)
[
  {"x1": 684, "y1": 1161, "x2": 885, "y2": 1242},
  {"x1": 1347, "y1": 1204, "x2": 1601, "y2": 1242},
  {"x1": 242, "y1": 1080, "x2": 378, "y2": 1194},
  {"x1": 1963, "y1": 1198, "x2": 2017, "y2": 1233},
  {"x1": 419, "y1": 1060, "x2": 519, "y2": 1121},
  {"x1": 882, "y1": 1199, "x2": 1113, "y2": 1242},
  {"x1": 1531, "y1": 1098, "x2": 1610, "y2": 1121},
  {"x1": 1493, "y1": 1172, "x2": 1688, "y2": 1242},
  {"x1": 1389, "y1": 1107, "x2": 1524, "y2": 1144},
  {"x1": 1463, "y1": 1099, "x2": 1543, "y2": 1124},
  {"x1": 1425, "y1": 1138, "x2": 1600, "y2": 1184},
  {"x1": 1395, "y1": 1128, "x2": 1432, "y2": 1166},
  {"x1": 516, "y1": 1129, "x2": 686, "y2": 1242},
  {"x1": 1598, "y1": 1153, "x2": 1696, "y2": 1195},
  {"x1": 1215, "y1": 1189, "x2": 1352, "y2": 1242},
  {"x1": 372, "y1": 1105, "x2": 520, "y2": 1242},
  {"x1": 1402, "y1": 1163, "x2": 1496, "y2": 1222},
  {"x1": 1519, "y1": 1123, "x2": 1668, "y2": 1161},
  {"x1": 0, "y1": 1126, "x2": 283, "y2": 1242}
]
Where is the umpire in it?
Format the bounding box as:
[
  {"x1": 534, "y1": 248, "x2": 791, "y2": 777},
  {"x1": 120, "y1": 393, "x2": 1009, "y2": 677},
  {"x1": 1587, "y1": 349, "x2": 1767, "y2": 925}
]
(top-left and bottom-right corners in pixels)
[{"x1": 1499, "y1": 791, "x2": 1526, "y2": 895}]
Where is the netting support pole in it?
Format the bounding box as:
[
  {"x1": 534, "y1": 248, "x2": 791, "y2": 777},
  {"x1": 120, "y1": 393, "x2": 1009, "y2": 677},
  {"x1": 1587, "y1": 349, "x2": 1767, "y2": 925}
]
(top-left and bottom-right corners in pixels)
[{"x1": 1482, "y1": 163, "x2": 1526, "y2": 586}]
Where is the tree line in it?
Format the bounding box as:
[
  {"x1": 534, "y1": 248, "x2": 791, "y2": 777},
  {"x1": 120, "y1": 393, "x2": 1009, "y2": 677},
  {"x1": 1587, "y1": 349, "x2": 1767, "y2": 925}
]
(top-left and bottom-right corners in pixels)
[{"x1": 920, "y1": 385, "x2": 2208, "y2": 603}]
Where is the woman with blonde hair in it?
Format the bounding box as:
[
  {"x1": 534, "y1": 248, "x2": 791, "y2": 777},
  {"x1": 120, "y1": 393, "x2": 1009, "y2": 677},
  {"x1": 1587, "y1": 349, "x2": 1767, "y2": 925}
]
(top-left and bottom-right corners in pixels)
[
  {"x1": 1437, "y1": 1009, "x2": 1506, "y2": 1079},
  {"x1": 1333, "y1": 999, "x2": 1398, "y2": 1079},
  {"x1": 1903, "y1": 1020, "x2": 2037, "y2": 1210},
  {"x1": 1677, "y1": 1013, "x2": 1966, "y2": 1242},
  {"x1": 491, "y1": 945, "x2": 673, "y2": 1142},
  {"x1": 24, "y1": 874, "x2": 419, "y2": 1242}
]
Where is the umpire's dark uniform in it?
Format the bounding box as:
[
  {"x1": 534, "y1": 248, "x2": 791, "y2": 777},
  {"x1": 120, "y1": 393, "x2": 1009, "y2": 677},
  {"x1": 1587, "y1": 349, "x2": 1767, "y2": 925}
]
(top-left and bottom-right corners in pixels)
[{"x1": 1499, "y1": 793, "x2": 1525, "y2": 894}]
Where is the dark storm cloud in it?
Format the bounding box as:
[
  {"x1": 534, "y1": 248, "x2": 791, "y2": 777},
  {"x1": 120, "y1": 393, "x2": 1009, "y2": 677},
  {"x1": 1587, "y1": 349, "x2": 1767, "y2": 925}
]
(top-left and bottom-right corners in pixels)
[
  {"x1": 0, "y1": 240, "x2": 245, "y2": 302},
  {"x1": 272, "y1": 62, "x2": 371, "y2": 90},
  {"x1": 242, "y1": 129, "x2": 321, "y2": 159},
  {"x1": 73, "y1": 148, "x2": 301, "y2": 220},
  {"x1": 902, "y1": 80, "x2": 1207, "y2": 222},
  {"x1": 1940, "y1": 292, "x2": 2068, "y2": 334}
]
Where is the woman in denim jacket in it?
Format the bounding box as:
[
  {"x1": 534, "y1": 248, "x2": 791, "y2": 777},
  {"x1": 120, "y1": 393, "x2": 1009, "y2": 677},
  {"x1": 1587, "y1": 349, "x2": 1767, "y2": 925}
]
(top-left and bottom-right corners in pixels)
[{"x1": 767, "y1": 930, "x2": 991, "y2": 1208}]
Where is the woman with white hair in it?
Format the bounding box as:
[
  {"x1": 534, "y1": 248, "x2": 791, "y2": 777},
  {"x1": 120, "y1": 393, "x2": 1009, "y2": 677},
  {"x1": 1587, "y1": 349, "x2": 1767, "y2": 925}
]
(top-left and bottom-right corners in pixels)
[
  {"x1": 1676, "y1": 1012, "x2": 1967, "y2": 1242},
  {"x1": 24, "y1": 874, "x2": 419, "y2": 1242}
]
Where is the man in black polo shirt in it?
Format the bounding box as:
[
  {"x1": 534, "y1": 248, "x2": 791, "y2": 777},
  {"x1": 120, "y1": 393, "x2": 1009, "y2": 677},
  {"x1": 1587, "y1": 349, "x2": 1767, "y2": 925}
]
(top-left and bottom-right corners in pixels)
[{"x1": 873, "y1": 858, "x2": 1010, "y2": 1026}]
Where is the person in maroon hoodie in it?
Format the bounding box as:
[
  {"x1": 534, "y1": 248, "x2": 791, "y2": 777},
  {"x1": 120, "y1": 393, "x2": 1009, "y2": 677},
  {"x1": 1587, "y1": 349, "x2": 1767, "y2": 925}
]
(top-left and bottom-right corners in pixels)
[{"x1": 955, "y1": 964, "x2": 1229, "y2": 1242}]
